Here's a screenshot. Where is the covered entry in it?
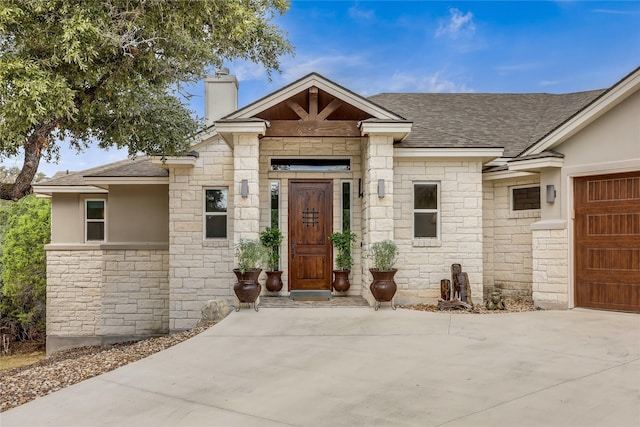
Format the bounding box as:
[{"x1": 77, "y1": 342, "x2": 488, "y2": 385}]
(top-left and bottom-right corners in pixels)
[{"x1": 574, "y1": 172, "x2": 640, "y2": 312}]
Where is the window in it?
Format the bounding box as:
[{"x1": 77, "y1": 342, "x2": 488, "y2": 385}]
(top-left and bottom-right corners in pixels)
[
  {"x1": 204, "y1": 188, "x2": 228, "y2": 238},
  {"x1": 270, "y1": 158, "x2": 350, "y2": 171},
  {"x1": 511, "y1": 186, "x2": 541, "y2": 211},
  {"x1": 270, "y1": 181, "x2": 280, "y2": 229},
  {"x1": 342, "y1": 181, "x2": 352, "y2": 231},
  {"x1": 414, "y1": 183, "x2": 439, "y2": 238},
  {"x1": 86, "y1": 200, "x2": 105, "y2": 242}
]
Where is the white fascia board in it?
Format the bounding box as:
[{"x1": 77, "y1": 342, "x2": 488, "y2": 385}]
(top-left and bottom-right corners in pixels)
[
  {"x1": 151, "y1": 156, "x2": 197, "y2": 169},
  {"x1": 360, "y1": 121, "x2": 412, "y2": 141},
  {"x1": 508, "y1": 157, "x2": 564, "y2": 172},
  {"x1": 394, "y1": 147, "x2": 504, "y2": 162},
  {"x1": 228, "y1": 74, "x2": 403, "y2": 120},
  {"x1": 83, "y1": 177, "x2": 169, "y2": 185},
  {"x1": 482, "y1": 169, "x2": 537, "y2": 181},
  {"x1": 214, "y1": 121, "x2": 268, "y2": 135},
  {"x1": 522, "y1": 69, "x2": 640, "y2": 156},
  {"x1": 33, "y1": 185, "x2": 109, "y2": 196}
]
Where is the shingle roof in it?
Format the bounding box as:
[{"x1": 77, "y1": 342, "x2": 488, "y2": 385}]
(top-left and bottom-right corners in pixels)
[
  {"x1": 35, "y1": 156, "x2": 167, "y2": 187},
  {"x1": 368, "y1": 90, "x2": 605, "y2": 157}
]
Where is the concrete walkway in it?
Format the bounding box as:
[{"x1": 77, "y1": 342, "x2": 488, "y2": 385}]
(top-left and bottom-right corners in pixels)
[{"x1": 2, "y1": 308, "x2": 639, "y2": 426}]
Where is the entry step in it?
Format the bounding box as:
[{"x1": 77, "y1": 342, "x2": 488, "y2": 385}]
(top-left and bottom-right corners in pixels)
[{"x1": 289, "y1": 290, "x2": 332, "y2": 301}]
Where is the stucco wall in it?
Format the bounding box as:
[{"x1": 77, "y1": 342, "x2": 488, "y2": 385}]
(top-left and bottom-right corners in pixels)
[
  {"x1": 393, "y1": 159, "x2": 484, "y2": 304},
  {"x1": 50, "y1": 193, "x2": 98, "y2": 243},
  {"x1": 50, "y1": 185, "x2": 169, "y2": 244},
  {"x1": 483, "y1": 176, "x2": 539, "y2": 300},
  {"x1": 108, "y1": 185, "x2": 169, "y2": 243}
]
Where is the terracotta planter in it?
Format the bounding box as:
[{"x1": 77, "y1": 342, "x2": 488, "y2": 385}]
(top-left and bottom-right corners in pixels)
[
  {"x1": 265, "y1": 270, "x2": 283, "y2": 292},
  {"x1": 369, "y1": 268, "x2": 398, "y2": 310},
  {"x1": 332, "y1": 269, "x2": 351, "y2": 292}
]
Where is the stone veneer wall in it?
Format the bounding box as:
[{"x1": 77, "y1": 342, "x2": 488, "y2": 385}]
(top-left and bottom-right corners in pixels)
[
  {"x1": 101, "y1": 249, "x2": 169, "y2": 336},
  {"x1": 46, "y1": 247, "x2": 169, "y2": 354},
  {"x1": 532, "y1": 227, "x2": 569, "y2": 309},
  {"x1": 482, "y1": 177, "x2": 540, "y2": 301},
  {"x1": 393, "y1": 160, "x2": 484, "y2": 304},
  {"x1": 168, "y1": 137, "x2": 235, "y2": 331}
]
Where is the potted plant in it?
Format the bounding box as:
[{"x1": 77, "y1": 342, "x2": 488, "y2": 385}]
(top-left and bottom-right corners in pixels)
[
  {"x1": 368, "y1": 240, "x2": 399, "y2": 310},
  {"x1": 260, "y1": 227, "x2": 284, "y2": 292},
  {"x1": 329, "y1": 229, "x2": 357, "y2": 292},
  {"x1": 233, "y1": 239, "x2": 266, "y2": 311}
]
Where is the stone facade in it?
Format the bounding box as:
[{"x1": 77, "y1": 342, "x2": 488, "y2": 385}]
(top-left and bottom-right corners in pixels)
[
  {"x1": 46, "y1": 247, "x2": 169, "y2": 353},
  {"x1": 393, "y1": 159, "x2": 485, "y2": 304},
  {"x1": 483, "y1": 177, "x2": 540, "y2": 300},
  {"x1": 532, "y1": 225, "x2": 569, "y2": 309},
  {"x1": 168, "y1": 136, "x2": 235, "y2": 331}
]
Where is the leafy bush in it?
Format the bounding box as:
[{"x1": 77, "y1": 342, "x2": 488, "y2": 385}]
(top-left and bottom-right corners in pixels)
[
  {"x1": 0, "y1": 195, "x2": 50, "y2": 341},
  {"x1": 329, "y1": 229, "x2": 357, "y2": 270},
  {"x1": 369, "y1": 240, "x2": 398, "y2": 271},
  {"x1": 260, "y1": 227, "x2": 283, "y2": 271},
  {"x1": 235, "y1": 239, "x2": 267, "y2": 274}
]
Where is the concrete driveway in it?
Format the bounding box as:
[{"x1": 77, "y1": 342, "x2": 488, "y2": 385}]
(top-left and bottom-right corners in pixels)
[{"x1": 2, "y1": 307, "x2": 639, "y2": 426}]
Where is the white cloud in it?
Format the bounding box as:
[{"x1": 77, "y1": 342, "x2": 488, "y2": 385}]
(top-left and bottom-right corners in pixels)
[
  {"x1": 494, "y1": 63, "x2": 539, "y2": 73},
  {"x1": 539, "y1": 80, "x2": 560, "y2": 87},
  {"x1": 351, "y1": 71, "x2": 474, "y2": 96},
  {"x1": 435, "y1": 8, "x2": 476, "y2": 39},
  {"x1": 348, "y1": 4, "x2": 375, "y2": 21},
  {"x1": 591, "y1": 9, "x2": 640, "y2": 15}
]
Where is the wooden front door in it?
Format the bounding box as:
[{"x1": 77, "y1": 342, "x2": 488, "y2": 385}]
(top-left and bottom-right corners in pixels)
[
  {"x1": 288, "y1": 180, "x2": 333, "y2": 291},
  {"x1": 574, "y1": 172, "x2": 640, "y2": 312}
]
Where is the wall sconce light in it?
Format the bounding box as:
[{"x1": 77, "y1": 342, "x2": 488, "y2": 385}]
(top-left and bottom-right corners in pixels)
[
  {"x1": 241, "y1": 179, "x2": 249, "y2": 198},
  {"x1": 358, "y1": 178, "x2": 363, "y2": 198},
  {"x1": 546, "y1": 184, "x2": 556, "y2": 204},
  {"x1": 378, "y1": 179, "x2": 385, "y2": 198}
]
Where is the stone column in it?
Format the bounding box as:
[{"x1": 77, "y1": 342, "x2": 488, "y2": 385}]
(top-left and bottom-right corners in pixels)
[{"x1": 233, "y1": 133, "x2": 261, "y2": 242}]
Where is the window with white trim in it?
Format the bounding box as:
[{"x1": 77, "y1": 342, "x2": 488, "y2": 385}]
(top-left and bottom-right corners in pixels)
[
  {"x1": 511, "y1": 185, "x2": 541, "y2": 212},
  {"x1": 204, "y1": 188, "x2": 228, "y2": 239},
  {"x1": 85, "y1": 200, "x2": 106, "y2": 242},
  {"x1": 414, "y1": 183, "x2": 439, "y2": 238}
]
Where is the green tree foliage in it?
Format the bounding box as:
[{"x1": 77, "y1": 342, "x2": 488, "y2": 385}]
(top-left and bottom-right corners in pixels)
[
  {"x1": 0, "y1": 0, "x2": 292, "y2": 200},
  {"x1": 0, "y1": 195, "x2": 51, "y2": 340}
]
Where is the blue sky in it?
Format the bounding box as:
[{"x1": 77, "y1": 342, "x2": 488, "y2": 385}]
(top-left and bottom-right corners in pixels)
[{"x1": 4, "y1": 1, "x2": 640, "y2": 178}]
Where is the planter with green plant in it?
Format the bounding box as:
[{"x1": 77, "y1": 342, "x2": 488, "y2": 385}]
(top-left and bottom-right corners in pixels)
[
  {"x1": 368, "y1": 240, "x2": 399, "y2": 310},
  {"x1": 329, "y1": 229, "x2": 357, "y2": 292},
  {"x1": 233, "y1": 239, "x2": 267, "y2": 311},
  {"x1": 260, "y1": 227, "x2": 284, "y2": 292}
]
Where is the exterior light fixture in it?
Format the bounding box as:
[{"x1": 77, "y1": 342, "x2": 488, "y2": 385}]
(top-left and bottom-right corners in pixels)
[
  {"x1": 241, "y1": 179, "x2": 249, "y2": 198},
  {"x1": 546, "y1": 184, "x2": 556, "y2": 204},
  {"x1": 378, "y1": 179, "x2": 385, "y2": 198}
]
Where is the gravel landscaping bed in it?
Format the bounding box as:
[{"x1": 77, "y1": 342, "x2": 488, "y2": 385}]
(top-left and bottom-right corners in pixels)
[
  {"x1": 401, "y1": 298, "x2": 537, "y2": 313},
  {"x1": 0, "y1": 322, "x2": 215, "y2": 412}
]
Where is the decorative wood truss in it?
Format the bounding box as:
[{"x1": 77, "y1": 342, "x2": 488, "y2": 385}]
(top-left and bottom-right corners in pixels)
[{"x1": 256, "y1": 86, "x2": 373, "y2": 138}]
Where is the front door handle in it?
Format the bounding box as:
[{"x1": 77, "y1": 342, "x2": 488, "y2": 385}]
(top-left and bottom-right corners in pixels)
[{"x1": 291, "y1": 242, "x2": 295, "y2": 260}]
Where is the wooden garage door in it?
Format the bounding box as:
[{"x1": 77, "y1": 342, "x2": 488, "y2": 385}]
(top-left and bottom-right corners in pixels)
[{"x1": 574, "y1": 172, "x2": 640, "y2": 312}]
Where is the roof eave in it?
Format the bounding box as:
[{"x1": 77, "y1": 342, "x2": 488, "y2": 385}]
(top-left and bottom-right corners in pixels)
[{"x1": 521, "y1": 67, "x2": 640, "y2": 156}]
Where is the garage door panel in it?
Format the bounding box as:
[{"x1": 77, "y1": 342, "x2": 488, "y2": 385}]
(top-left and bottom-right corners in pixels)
[
  {"x1": 576, "y1": 282, "x2": 640, "y2": 311},
  {"x1": 587, "y1": 213, "x2": 640, "y2": 236},
  {"x1": 575, "y1": 172, "x2": 640, "y2": 312}
]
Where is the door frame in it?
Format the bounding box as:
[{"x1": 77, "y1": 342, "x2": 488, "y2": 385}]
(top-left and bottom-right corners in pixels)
[{"x1": 287, "y1": 179, "x2": 333, "y2": 291}]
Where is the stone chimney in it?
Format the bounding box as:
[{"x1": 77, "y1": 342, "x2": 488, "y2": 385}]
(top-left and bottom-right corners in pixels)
[{"x1": 204, "y1": 68, "x2": 238, "y2": 126}]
